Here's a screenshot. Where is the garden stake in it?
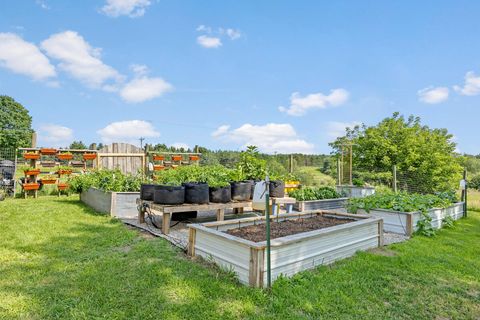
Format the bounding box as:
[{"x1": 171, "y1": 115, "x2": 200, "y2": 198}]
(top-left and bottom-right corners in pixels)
[{"x1": 265, "y1": 176, "x2": 271, "y2": 288}]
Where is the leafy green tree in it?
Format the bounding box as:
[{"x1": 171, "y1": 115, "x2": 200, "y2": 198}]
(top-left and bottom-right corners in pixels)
[
  {"x1": 69, "y1": 141, "x2": 87, "y2": 149},
  {"x1": 330, "y1": 112, "x2": 462, "y2": 193},
  {"x1": 0, "y1": 96, "x2": 33, "y2": 148}
]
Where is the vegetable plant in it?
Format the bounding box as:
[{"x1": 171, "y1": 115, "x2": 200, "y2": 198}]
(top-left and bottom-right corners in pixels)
[{"x1": 289, "y1": 186, "x2": 341, "y2": 201}]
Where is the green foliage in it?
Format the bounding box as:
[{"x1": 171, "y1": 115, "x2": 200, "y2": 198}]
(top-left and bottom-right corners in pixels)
[
  {"x1": 69, "y1": 169, "x2": 142, "y2": 193},
  {"x1": 69, "y1": 141, "x2": 87, "y2": 149},
  {"x1": 442, "y1": 216, "x2": 455, "y2": 228},
  {"x1": 289, "y1": 186, "x2": 341, "y2": 201},
  {"x1": 154, "y1": 165, "x2": 233, "y2": 188},
  {"x1": 0, "y1": 95, "x2": 33, "y2": 149},
  {"x1": 236, "y1": 146, "x2": 266, "y2": 180},
  {"x1": 469, "y1": 175, "x2": 480, "y2": 190},
  {"x1": 352, "y1": 178, "x2": 365, "y2": 187},
  {"x1": 330, "y1": 112, "x2": 463, "y2": 193},
  {"x1": 293, "y1": 166, "x2": 335, "y2": 187}
]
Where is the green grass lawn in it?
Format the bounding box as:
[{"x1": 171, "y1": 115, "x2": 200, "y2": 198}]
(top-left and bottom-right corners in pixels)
[{"x1": 1, "y1": 196, "x2": 479, "y2": 319}]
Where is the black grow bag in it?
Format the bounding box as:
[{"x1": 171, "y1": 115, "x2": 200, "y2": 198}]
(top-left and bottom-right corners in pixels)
[
  {"x1": 183, "y1": 182, "x2": 209, "y2": 204},
  {"x1": 153, "y1": 185, "x2": 185, "y2": 205},
  {"x1": 230, "y1": 181, "x2": 252, "y2": 201},
  {"x1": 140, "y1": 184, "x2": 156, "y2": 201},
  {"x1": 269, "y1": 180, "x2": 285, "y2": 198},
  {"x1": 209, "y1": 185, "x2": 232, "y2": 203},
  {"x1": 245, "y1": 179, "x2": 259, "y2": 199}
]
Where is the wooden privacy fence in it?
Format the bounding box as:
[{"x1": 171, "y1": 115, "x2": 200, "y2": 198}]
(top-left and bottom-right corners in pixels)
[{"x1": 95, "y1": 143, "x2": 146, "y2": 175}]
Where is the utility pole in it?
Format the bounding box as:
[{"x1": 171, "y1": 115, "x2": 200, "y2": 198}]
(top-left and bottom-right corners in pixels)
[{"x1": 139, "y1": 137, "x2": 145, "y2": 148}]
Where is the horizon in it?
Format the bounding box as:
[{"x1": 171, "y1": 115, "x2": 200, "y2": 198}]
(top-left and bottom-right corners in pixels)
[{"x1": 1, "y1": 1, "x2": 479, "y2": 154}]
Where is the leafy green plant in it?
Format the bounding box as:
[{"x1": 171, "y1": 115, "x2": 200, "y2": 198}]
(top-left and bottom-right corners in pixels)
[
  {"x1": 236, "y1": 146, "x2": 266, "y2": 180},
  {"x1": 69, "y1": 169, "x2": 142, "y2": 193},
  {"x1": 289, "y1": 186, "x2": 341, "y2": 201},
  {"x1": 442, "y1": 216, "x2": 455, "y2": 228},
  {"x1": 352, "y1": 178, "x2": 365, "y2": 187}
]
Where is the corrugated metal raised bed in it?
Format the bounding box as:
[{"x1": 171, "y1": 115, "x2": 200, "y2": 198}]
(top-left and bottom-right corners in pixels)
[
  {"x1": 80, "y1": 187, "x2": 140, "y2": 218},
  {"x1": 362, "y1": 202, "x2": 465, "y2": 236},
  {"x1": 188, "y1": 211, "x2": 383, "y2": 288},
  {"x1": 294, "y1": 197, "x2": 348, "y2": 212},
  {"x1": 336, "y1": 185, "x2": 375, "y2": 198}
]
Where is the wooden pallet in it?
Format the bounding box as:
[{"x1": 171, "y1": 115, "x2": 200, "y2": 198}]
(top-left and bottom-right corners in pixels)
[{"x1": 136, "y1": 199, "x2": 252, "y2": 234}]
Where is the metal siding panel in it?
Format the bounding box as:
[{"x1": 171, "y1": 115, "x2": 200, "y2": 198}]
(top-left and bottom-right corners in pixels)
[
  {"x1": 370, "y1": 209, "x2": 410, "y2": 235},
  {"x1": 113, "y1": 193, "x2": 140, "y2": 218}
]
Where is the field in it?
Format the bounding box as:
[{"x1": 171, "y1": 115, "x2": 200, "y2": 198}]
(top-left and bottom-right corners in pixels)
[
  {"x1": 1, "y1": 196, "x2": 479, "y2": 319},
  {"x1": 468, "y1": 189, "x2": 480, "y2": 211}
]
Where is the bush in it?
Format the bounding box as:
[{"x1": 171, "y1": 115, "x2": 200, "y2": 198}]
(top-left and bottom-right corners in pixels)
[
  {"x1": 469, "y1": 175, "x2": 480, "y2": 190},
  {"x1": 289, "y1": 186, "x2": 341, "y2": 201}
]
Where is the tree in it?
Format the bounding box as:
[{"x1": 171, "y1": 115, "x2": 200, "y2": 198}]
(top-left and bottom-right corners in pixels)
[
  {"x1": 0, "y1": 96, "x2": 33, "y2": 149},
  {"x1": 330, "y1": 112, "x2": 462, "y2": 193},
  {"x1": 69, "y1": 141, "x2": 87, "y2": 149}
]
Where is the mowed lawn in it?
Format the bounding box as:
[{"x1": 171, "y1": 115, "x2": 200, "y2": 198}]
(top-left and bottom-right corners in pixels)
[{"x1": 1, "y1": 197, "x2": 479, "y2": 319}]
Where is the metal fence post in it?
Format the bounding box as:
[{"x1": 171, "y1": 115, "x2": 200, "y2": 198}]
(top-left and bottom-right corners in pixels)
[{"x1": 393, "y1": 165, "x2": 397, "y2": 193}]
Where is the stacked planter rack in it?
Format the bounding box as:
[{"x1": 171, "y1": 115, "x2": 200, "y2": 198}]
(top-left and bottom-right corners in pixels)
[
  {"x1": 148, "y1": 152, "x2": 201, "y2": 172},
  {"x1": 18, "y1": 147, "x2": 98, "y2": 198}
]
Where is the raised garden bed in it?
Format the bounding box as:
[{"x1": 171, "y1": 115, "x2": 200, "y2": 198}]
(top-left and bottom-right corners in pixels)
[
  {"x1": 294, "y1": 197, "x2": 348, "y2": 211},
  {"x1": 80, "y1": 187, "x2": 140, "y2": 219},
  {"x1": 188, "y1": 211, "x2": 383, "y2": 287},
  {"x1": 336, "y1": 185, "x2": 375, "y2": 198},
  {"x1": 360, "y1": 202, "x2": 464, "y2": 236}
]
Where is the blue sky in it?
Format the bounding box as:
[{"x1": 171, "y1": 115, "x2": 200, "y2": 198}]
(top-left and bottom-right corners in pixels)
[{"x1": 0, "y1": 0, "x2": 479, "y2": 154}]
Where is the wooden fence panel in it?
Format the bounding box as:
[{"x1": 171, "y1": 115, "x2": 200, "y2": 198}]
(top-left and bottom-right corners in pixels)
[{"x1": 96, "y1": 143, "x2": 145, "y2": 175}]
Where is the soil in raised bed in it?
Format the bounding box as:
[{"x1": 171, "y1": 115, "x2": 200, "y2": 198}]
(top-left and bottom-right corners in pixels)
[{"x1": 225, "y1": 215, "x2": 355, "y2": 242}]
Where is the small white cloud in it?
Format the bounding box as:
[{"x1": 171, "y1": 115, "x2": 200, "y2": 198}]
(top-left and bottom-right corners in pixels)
[
  {"x1": 197, "y1": 35, "x2": 222, "y2": 48},
  {"x1": 120, "y1": 76, "x2": 173, "y2": 103},
  {"x1": 101, "y1": 0, "x2": 151, "y2": 18},
  {"x1": 36, "y1": 0, "x2": 50, "y2": 10},
  {"x1": 41, "y1": 31, "x2": 123, "y2": 89},
  {"x1": 417, "y1": 86, "x2": 449, "y2": 104},
  {"x1": 326, "y1": 121, "x2": 362, "y2": 140},
  {"x1": 196, "y1": 25, "x2": 212, "y2": 33},
  {"x1": 37, "y1": 124, "x2": 74, "y2": 148},
  {"x1": 279, "y1": 88, "x2": 350, "y2": 116},
  {"x1": 453, "y1": 71, "x2": 480, "y2": 96},
  {"x1": 0, "y1": 33, "x2": 56, "y2": 81},
  {"x1": 130, "y1": 63, "x2": 149, "y2": 76},
  {"x1": 220, "y1": 28, "x2": 241, "y2": 40},
  {"x1": 97, "y1": 120, "x2": 160, "y2": 144},
  {"x1": 212, "y1": 123, "x2": 314, "y2": 154},
  {"x1": 171, "y1": 142, "x2": 190, "y2": 150}
]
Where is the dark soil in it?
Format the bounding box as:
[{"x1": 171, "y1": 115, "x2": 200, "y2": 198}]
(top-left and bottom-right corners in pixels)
[{"x1": 225, "y1": 215, "x2": 355, "y2": 242}]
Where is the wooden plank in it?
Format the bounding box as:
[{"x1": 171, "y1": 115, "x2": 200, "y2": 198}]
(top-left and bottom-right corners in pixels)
[
  {"x1": 249, "y1": 247, "x2": 259, "y2": 287},
  {"x1": 406, "y1": 213, "x2": 413, "y2": 236},
  {"x1": 145, "y1": 201, "x2": 251, "y2": 213},
  {"x1": 162, "y1": 212, "x2": 171, "y2": 234},
  {"x1": 216, "y1": 209, "x2": 225, "y2": 221},
  {"x1": 378, "y1": 219, "x2": 384, "y2": 246},
  {"x1": 138, "y1": 205, "x2": 145, "y2": 223},
  {"x1": 188, "y1": 228, "x2": 196, "y2": 257}
]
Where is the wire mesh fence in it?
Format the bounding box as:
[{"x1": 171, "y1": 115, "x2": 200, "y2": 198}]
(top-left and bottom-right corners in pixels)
[{"x1": 0, "y1": 148, "x2": 17, "y2": 197}]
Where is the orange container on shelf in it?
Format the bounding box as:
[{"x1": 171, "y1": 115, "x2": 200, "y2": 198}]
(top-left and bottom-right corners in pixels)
[
  {"x1": 171, "y1": 155, "x2": 182, "y2": 161},
  {"x1": 153, "y1": 155, "x2": 165, "y2": 161},
  {"x1": 153, "y1": 165, "x2": 165, "y2": 171},
  {"x1": 41, "y1": 178, "x2": 57, "y2": 184},
  {"x1": 40, "y1": 148, "x2": 57, "y2": 155},
  {"x1": 57, "y1": 169, "x2": 73, "y2": 175},
  {"x1": 24, "y1": 169, "x2": 41, "y2": 176},
  {"x1": 22, "y1": 183, "x2": 40, "y2": 191},
  {"x1": 189, "y1": 155, "x2": 200, "y2": 161},
  {"x1": 57, "y1": 153, "x2": 73, "y2": 160},
  {"x1": 83, "y1": 153, "x2": 97, "y2": 161},
  {"x1": 23, "y1": 153, "x2": 40, "y2": 160},
  {"x1": 58, "y1": 183, "x2": 69, "y2": 190}
]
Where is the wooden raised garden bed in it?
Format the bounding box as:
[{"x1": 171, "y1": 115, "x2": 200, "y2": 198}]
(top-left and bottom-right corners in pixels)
[
  {"x1": 40, "y1": 148, "x2": 57, "y2": 155},
  {"x1": 81, "y1": 187, "x2": 140, "y2": 219},
  {"x1": 23, "y1": 153, "x2": 40, "y2": 160},
  {"x1": 362, "y1": 202, "x2": 465, "y2": 236},
  {"x1": 188, "y1": 211, "x2": 383, "y2": 287},
  {"x1": 294, "y1": 197, "x2": 348, "y2": 212},
  {"x1": 22, "y1": 183, "x2": 40, "y2": 191},
  {"x1": 336, "y1": 185, "x2": 375, "y2": 198}
]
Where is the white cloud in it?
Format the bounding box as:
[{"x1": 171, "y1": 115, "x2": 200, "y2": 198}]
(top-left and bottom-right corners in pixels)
[
  {"x1": 97, "y1": 120, "x2": 160, "y2": 144},
  {"x1": 130, "y1": 63, "x2": 149, "y2": 76},
  {"x1": 196, "y1": 25, "x2": 212, "y2": 33},
  {"x1": 37, "y1": 124, "x2": 74, "y2": 148},
  {"x1": 0, "y1": 33, "x2": 56, "y2": 81},
  {"x1": 326, "y1": 121, "x2": 362, "y2": 140},
  {"x1": 36, "y1": 0, "x2": 50, "y2": 10},
  {"x1": 417, "y1": 86, "x2": 449, "y2": 104},
  {"x1": 120, "y1": 76, "x2": 173, "y2": 103},
  {"x1": 41, "y1": 31, "x2": 123, "y2": 89},
  {"x1": 279, "y1": 88, "x2": 350, "y2": 116},
  {"x1": 453, "y1": 71, "x2": 480, "y2": 96},
  {"x1": 212, "y1": 123, "x2": 314, "y2": 154},
  {"x1": 101, "y1": 0, "x2": 151, "y2": 18},
  {"x1": 197, "y1": 35, "x2": 222, "y2": 48},
  {"x1": 220, "y1": 28, "x2": 241, "y2": 40},
  {"x1": 171, "y1": 142, "x2": 190, "y2": 150}
]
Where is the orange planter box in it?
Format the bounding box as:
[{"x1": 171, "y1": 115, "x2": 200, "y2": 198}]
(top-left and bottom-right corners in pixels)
[
  {"x1": 83, "y1": 153, "x2": 97, "y2": 160},
  {"x1": 22, "y1": 183, "x2": 40, "y2": 191},
  {"x1": 57, "y1": 169, "x2": 73, "y2": 175},
  {"x1": 41, "y1": 179, "x2": 57, "y2": 184},
  {"x1": 153, "y1": 155, "x2": 165, "y2": 161},
  {"x1": 57, "y1": 154, "x2": 73, "y2": 160},
  {"x1": 171, "y1": 155, "x2": 182, "y2": 161},
  {"x1": 58, "y1": 183, "x2": 69, "y2": 190},
  {"x1": 189, "y1": 155, "x2": 200, "y2": 161},
  {"x1": 23, "y1": 153, "x2": 40, "y2": 160},
  {"x1": 153, "y1": 165, "x2": 165, "y2": 171},
  {"x1": 24, "y1": 169, "x2": 40, "y2": 176},
  {"x1": 41, "y1": 148, "x2": 57, "y2": 155}
]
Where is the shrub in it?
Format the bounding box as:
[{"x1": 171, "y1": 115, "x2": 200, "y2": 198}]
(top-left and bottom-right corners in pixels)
[{"x1": 289, "y1": 186, "x2": 341, "y2": 201}]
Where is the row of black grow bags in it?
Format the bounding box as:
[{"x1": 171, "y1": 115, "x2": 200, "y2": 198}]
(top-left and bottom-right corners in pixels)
[{"x1": 140, "y1": 180, "x2": 285, "y2": 205}]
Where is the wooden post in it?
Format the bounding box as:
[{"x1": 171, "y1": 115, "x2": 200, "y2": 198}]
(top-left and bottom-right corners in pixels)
[
  {"x1": 162, "y1": 212, "x2": 171, "y2": 234},
  {"x1": 216, "y1": 208, "x2": 225, "y2": 221},
  {"x1": 249, "y1": 248, "x2": 265, "y2": 287},
  {"x1": 393, "y1": 165, "x2": 397, "y2": 193},
  {"x1": 378, "y1": 219, "x2": 384, "y2": 247},
  {"x1": 337, "y1": 158, "x2": 341, "y2": 185},
  {"x1": 187, "y1": 228, "x2": 196, "y2": 257},
  {"x1": 406, "y1": 213, "x2": 413, "y2": 236},
  {"x1": 31, "y1": 132, "x2": 37, "y2": 148},
  {"x1": 289, "y1": 154, "x2": 294, "y2": 173},
  {"x1": 138, "y1": 205, "x2": 145, "y2": 224},
  {"x1": 349, "y1": 145, "x2": 353, "y2": 185}
]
